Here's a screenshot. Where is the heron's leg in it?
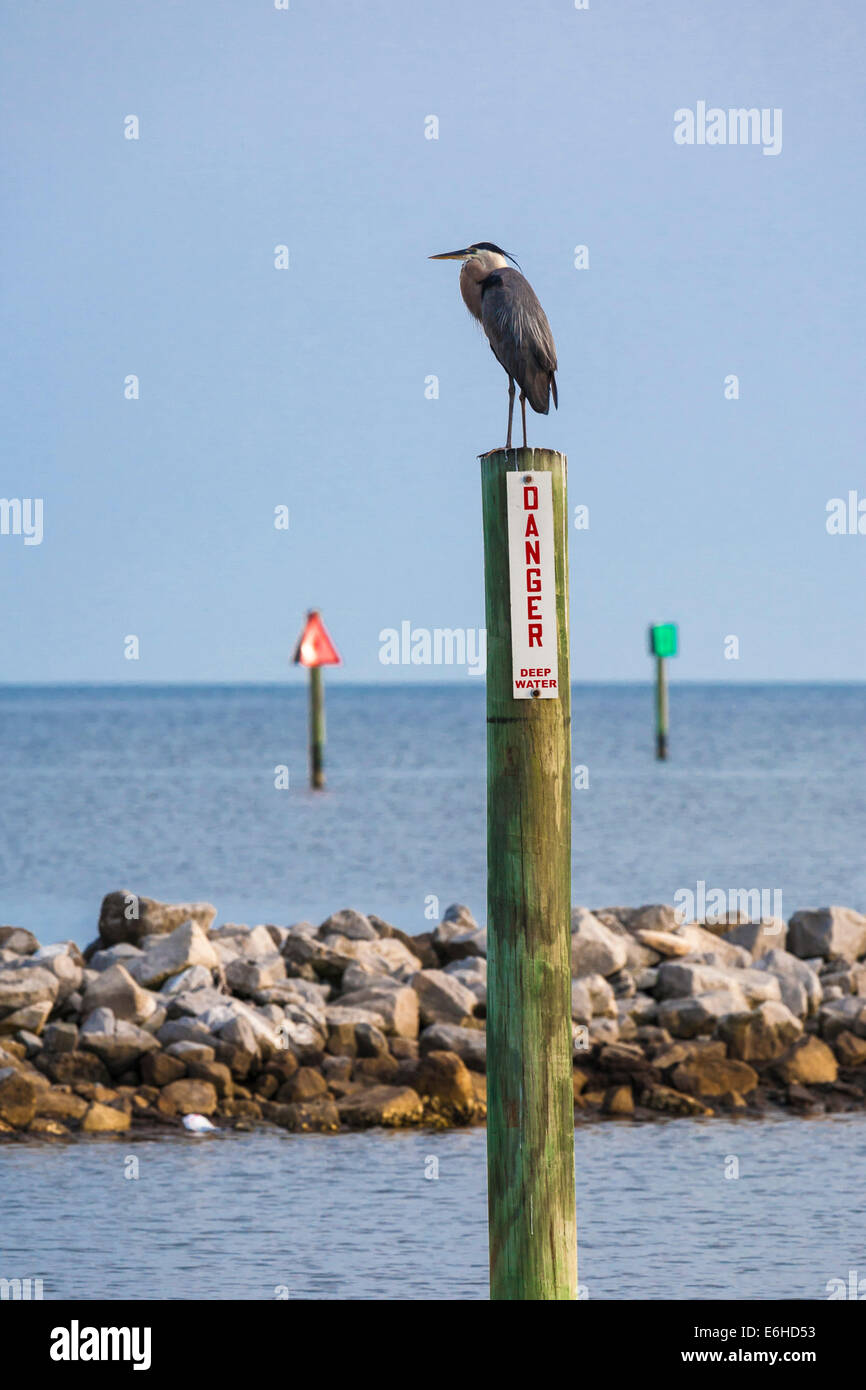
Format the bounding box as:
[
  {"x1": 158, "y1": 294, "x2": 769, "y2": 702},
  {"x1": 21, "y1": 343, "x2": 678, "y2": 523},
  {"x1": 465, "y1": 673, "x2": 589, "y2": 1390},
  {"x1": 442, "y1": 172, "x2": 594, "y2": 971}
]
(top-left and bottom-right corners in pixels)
[
  {"x1": 520, "y1": 391, "x2": 527, "y2": 448},
  {"x1": 506, "y1": 378, "x2": 515, "y2": 449}
]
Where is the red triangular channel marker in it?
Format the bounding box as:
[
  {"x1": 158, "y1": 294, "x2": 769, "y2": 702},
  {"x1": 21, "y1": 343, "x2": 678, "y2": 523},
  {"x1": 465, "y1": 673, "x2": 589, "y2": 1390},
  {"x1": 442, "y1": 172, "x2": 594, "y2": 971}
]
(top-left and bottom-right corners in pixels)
[{"x1": 293, "y1": 611, "x2": 342, "y2": 667}]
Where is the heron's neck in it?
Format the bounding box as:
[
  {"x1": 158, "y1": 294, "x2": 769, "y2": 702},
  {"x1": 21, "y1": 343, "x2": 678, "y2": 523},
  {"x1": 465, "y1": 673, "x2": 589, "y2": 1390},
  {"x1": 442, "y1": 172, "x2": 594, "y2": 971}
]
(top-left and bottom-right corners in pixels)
[
  {"x1": 469, "y1": 250, "x2": 508, "y2": 275},
  {"x1": 460, "y1": 252, "x2": 507, "y2": 320}
]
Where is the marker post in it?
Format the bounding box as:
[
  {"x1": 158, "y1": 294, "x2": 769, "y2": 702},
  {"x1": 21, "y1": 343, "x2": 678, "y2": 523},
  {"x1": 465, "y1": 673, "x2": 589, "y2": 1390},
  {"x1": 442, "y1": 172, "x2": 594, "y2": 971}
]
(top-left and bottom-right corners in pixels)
[
  {"x1": 480, "y1": 446, "x2": 577, "y2": 1301},
  {"x1": 648, "y1": 623, "x2": 678, "y2": 761},
  {"x1": 292, "y1": 610, "x2": 341, "y2": 790}
]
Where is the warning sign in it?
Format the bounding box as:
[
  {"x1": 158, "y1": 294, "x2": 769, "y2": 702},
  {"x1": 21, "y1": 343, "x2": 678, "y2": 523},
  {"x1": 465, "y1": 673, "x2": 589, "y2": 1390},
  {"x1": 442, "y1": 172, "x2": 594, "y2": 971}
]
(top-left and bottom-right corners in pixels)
[
  {"x1": 292, "y1": 611, "x2": 342, "y2": 668},
  {"x1": 506, "y1": 471, "x2": 559, "y2": 699}
]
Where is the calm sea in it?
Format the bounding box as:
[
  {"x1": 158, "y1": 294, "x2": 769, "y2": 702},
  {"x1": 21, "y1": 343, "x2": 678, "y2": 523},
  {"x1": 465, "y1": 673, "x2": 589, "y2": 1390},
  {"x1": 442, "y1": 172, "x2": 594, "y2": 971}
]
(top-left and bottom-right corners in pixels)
[
  {"x1": 0, "y1": 682, "x2": 863, "y2": 945},
  {"x1": 2, "y1": 1117, "x2": 865, "y2": 1300},
  {"x1": 2, "y1": 683, "x2": 866, "y2": 1299}
]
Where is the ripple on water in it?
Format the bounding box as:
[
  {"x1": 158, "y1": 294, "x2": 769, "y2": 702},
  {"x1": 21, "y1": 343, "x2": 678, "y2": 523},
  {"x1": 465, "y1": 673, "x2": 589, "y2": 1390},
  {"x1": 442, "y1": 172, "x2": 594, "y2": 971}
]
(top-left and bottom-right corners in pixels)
[{"x1": 2, "y1": 1115, "x2": 866, "y2": 1299}]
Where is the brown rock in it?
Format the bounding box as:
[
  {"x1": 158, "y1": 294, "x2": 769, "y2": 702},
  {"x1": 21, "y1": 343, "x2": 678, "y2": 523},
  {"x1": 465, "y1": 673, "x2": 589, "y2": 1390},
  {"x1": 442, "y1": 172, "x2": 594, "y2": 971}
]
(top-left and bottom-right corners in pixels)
[
  {"x1": 253, "y1": 1073, "x2": 280, "y2": 1099},
  {"x1": 157, "y1": 1078, "x2": 218, "y2": 1116},
  {"x1": 81, "y1": 1101, "x2": 131, "y2": 1132},
  {"x1": 42, "y1": 1051, "x2": 112, "y2": 1087},
  {"x1": 326, "y1": 1023, "x2": 358, "y2": 1057},
  {"x1": 717, "y1": 1001, "x2": 802, "y2": 1062},
  {"x1": 140, "y1": 1052, "x2": 187, "y2": 1087},
  {"x1": 573, "y1": 1068, "x2": 589, "y2": 1098},
  {"x1": 327, "y1": 1079, "x2": 359, "y2": 1099},
  {"x1": 642, "y1": 1084, "x2": 713, "y2": 1117},
  {"x1": 671, "y1": 1057, "x2": 758, "y2": 1098},
  {"x1": 469, "y1": 1072, "x2": 487, "y2": 1116},
  {"x1": 414, "y1": 1050, "x2": 475, "y2": 1121},
  {"x1": 220, "y1": 1097, "x2": 262, "y2": 1120},
  {"x1": 186, "y1": 1060, "x2": 234, "y2": 1100},
  {"x1": 218, "y1": 1043, "x2": 256, "y2": 1082},
  {"x1": 786, "y1": 1083, "x2": 821, "y2": 1110},
  {"x1": 321, "y1": 1055, "x2": 353, "y2": 1083},
  {"x1": 393, "y1": 1058, "x2": 421, "y2": 1088},
  {"x1": 28, "y1": 1116, "x2": 69, "y2": 1137},
  {"x1": 34, "y1": 1088, "x2": 88, "y2": 1121},
  {"x1": 834, "y1": 1030, "x2": 866, "y2": 1068},
  {"x1": 0, "y1": 1067, "x2": 37, "y2": 1128},
  {"x1": 354, "y1": 1022, "x2": 391, "y2": 1059},
  {"x1": 276, "y1": 1066, "x2": 328, "y2": 1103},
  {"x1": 352, "y1": 1055, "x2": 399, "y2": 1086},
  {"x1": 337, "y1": 1085, "x2": 424, "y2": 1128},
  {"x1": 603, "y1": 1084, "x2": 634, "y2": 1115},
  {"x1": 774, "y1": 1036, "x2": 838, "y2": 1086},
  {"x1": 259, "y1": 1101, "x2": 293, "y2": 1125},
  {"x1": 282, "y1": 1098, "x2": 340, "y2": 1132},
  {"x1": 263, "y1": 1051, "x2": 299, "y2": 1082}
]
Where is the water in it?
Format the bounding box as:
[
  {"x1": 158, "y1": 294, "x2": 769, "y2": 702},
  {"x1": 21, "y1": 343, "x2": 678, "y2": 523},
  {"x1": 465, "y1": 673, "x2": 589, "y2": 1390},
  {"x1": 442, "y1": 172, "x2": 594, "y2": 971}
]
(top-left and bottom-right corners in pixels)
[
  {"x1": 1, "y1": 1116, "x2": 865, "y2": 1300},
  {"x1": 1, "y1": 682, "x2": 864, "y2": 945},
  {"x1": 2, "y1": 682, "x2": 866, "y2": 1300}
]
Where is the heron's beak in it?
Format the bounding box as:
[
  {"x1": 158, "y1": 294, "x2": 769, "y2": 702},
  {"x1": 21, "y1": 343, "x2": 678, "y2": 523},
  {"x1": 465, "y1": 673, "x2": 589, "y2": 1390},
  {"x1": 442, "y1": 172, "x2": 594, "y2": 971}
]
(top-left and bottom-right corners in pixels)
[{"x1": 429, "y1": 249, "x2": 469, "y2": 260}]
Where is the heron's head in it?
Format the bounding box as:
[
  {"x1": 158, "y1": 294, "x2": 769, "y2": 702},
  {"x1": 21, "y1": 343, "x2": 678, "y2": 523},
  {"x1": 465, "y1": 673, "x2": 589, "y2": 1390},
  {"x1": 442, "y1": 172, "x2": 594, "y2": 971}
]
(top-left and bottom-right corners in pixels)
[{"x1": 429, "y1": 242, "x2": 520, "y2": 273}]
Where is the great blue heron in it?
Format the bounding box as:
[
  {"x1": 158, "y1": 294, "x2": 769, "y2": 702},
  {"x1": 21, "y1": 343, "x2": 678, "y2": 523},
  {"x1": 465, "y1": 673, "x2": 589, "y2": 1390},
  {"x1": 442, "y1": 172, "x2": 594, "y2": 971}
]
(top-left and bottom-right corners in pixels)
[{"x1": 429, "y1": 242, "x2": 558, "y2": 449}]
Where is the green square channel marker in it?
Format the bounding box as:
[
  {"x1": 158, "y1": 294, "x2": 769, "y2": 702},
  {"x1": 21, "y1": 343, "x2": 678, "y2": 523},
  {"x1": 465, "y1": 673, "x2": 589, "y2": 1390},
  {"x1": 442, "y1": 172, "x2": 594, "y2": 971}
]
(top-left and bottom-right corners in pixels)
[{"x1": 649, "y1": 623, "x2": 678, "y2": 658}]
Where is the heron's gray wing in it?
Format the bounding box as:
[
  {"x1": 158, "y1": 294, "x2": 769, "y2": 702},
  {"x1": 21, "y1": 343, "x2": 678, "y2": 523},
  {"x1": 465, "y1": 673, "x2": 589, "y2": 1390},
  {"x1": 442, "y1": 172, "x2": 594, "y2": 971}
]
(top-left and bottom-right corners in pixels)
[{"x1": 480, "y1": 267, "x2": 558, "y2": 414}]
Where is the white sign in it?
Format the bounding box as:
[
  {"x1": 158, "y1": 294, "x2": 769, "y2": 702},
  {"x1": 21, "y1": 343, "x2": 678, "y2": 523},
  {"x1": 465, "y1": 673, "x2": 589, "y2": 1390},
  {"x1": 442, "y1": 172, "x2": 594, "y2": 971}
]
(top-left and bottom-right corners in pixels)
[{"x1": 505, "y1": 471, "x2": 559, "y2": 699}]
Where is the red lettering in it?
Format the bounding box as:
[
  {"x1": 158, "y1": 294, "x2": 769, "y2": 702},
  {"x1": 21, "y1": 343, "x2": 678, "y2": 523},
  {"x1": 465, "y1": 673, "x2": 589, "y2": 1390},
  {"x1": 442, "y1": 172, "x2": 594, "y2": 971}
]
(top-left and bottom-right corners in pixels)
[
  {"x1": 525, "y1": 514, "x2": 539, "y2": 537},
  {"x1": 528, "y1": 624, "x2": 543, "y2": 647},
  {"x1": 523, "y1": 485, "x2": 538, "y2": 510},
  {"x1": 526, "y1": 568, "x2": 541, "y2": 593},
  {"x1": 527, "y1": 597, "x2": 541, "y2": 619},
  {"x1": 524, "y1": 540, "x2": 540, "y2": 565}
]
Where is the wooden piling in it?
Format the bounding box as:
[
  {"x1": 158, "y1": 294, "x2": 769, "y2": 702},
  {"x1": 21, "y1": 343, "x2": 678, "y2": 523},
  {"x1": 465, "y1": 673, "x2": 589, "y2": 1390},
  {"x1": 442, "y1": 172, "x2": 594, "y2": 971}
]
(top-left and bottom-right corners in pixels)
[{"x1": 480, "y1": 445, "x2": 577, "y2": 1301}]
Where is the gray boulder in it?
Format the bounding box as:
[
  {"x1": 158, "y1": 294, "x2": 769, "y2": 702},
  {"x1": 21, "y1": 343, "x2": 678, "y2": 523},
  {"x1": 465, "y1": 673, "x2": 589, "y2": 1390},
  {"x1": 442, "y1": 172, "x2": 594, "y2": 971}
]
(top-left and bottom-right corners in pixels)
[
  {"x1": 80, "y1": 1012, "x2": 160, "y2": 1075},
  {"x1": 753, "y1": 948, "x2": 822, "y2": 1018},
  {"x1": 317, "y1": 909, "x2": 379, "y2": 942},
  {"x1": 337, "y1": 980, "x2": 419, "y2": 1038},
  {"x1": 723, "y1": 918, "x2": 787, "y2": 958},
  {"x1": 160, "y1": 965, "x2": 214, "y2": 996},
  {"x1": 0, "y1": 927, "x2": 39, "y2": 956},
  {"x1": 570, "y1": 908, "x2": 628, "y2": 979},
  {"x1": 443, "y1": 957, "x2": 487, "y2": 1006},
  {"x1": 656, "y1": 987, "x2": 749, "y2": 1039},
  {"x1": 98, "y1": 891, "x2": 217, "y2": 947},
  {"x1": 717, "y1": 1000, "x2": 803, "y2": 1062},
  {"x1": 225, "y1": 953, "x2": 286, "y2": 997},
  {"x1": 787, "y1": 907, "x2": 866, "y2": 964},
  {"x1": 81, "y1": 963, "x2": 159, "y2": 1025},
  {"x1": 411, "y1": 969, "x2": 476, "y2": 1026},
  {"x1": 127, "y1": 922, "x2": 220, "y2": 989},
  {"x1": 0, "y1": 963, "x2": 61, "y2": 1020},
  {"x1": 89, "y1": 942, "x2": 144, "y2": 972},
  {"x1": 419, "y1": 1022, "x2": 486, "y2": 1071}
]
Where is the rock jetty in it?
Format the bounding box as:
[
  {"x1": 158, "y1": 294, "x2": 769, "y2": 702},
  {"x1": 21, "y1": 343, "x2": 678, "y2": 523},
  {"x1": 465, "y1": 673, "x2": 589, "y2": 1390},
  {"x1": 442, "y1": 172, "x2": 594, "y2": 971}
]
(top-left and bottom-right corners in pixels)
[{"x1": 2, "y1": 896, "x2": 866, "y2": 1138}]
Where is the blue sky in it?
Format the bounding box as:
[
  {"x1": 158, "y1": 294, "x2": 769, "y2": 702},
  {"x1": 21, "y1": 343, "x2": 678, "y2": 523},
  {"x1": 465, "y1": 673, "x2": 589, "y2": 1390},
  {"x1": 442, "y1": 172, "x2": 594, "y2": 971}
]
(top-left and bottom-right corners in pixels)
[{"x1": 2, "y1": 0, "x2": 864, "y2": 682}]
